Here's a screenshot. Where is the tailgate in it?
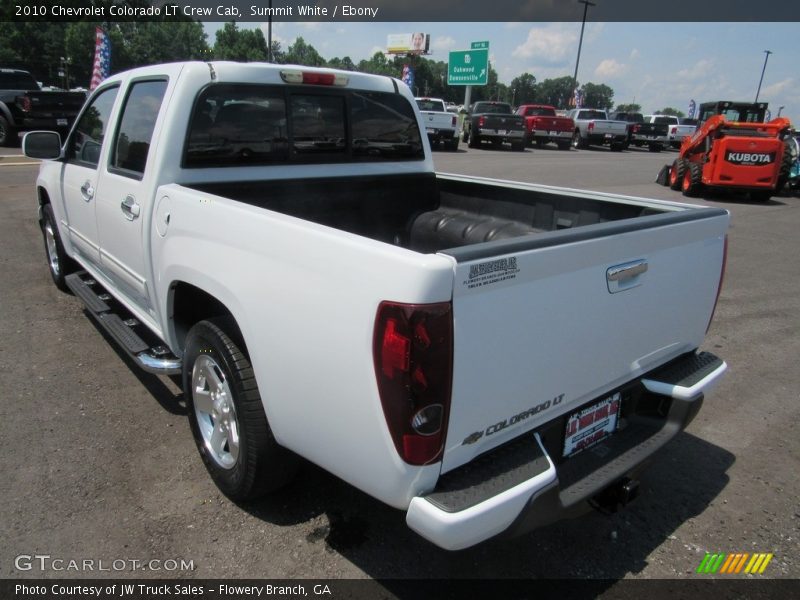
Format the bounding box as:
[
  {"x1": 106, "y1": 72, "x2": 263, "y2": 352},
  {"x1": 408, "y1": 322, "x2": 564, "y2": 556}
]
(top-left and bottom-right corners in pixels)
[
  {"x1": 597, "y1": 121, "x2": 628, "y2": 135},
  {"x1": 485, "y1": 115, "x2": 524, "y2": 130},
  {"x1": 439, "y1": 208, "x2": 728, "y2": 472},
  {"x1": 26, "y1": 91, "x2": 85, "y2": 117}
]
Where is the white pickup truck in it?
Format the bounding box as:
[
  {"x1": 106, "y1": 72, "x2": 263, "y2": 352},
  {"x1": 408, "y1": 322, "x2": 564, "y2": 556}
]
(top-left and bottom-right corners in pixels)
[
  {"x1": 24, "y1": 62, "x2": 728, "y2": 551},
  {"x1": 567, "y1": 108, "x2": 630, "y2": 150},
  {"x1": 645, "y1": 114, "x2": 697, "y2": 149},
  {"x1": 415, "y1": 96, "x2": 459, "y2": 151}
]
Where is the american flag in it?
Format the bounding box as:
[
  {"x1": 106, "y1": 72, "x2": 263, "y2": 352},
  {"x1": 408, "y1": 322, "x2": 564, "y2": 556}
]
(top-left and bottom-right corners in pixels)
[{"x1": 89, "y1": 27, "x2": 111, "y2": 91}]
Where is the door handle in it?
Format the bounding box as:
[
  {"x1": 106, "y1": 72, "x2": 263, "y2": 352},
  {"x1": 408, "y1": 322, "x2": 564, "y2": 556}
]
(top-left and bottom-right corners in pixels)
[
  {"x1": 607, "y1": 260, "x2": 648, "y2": 282},
  {"x1": 80, "y1": 181, "x2": 94, "y2": 202},
  {"x1": 120, "y1": 195, "x2": 140, "y2": 221}
]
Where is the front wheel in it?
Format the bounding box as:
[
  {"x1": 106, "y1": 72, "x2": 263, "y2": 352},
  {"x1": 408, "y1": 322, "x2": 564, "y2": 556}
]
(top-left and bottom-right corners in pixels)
[
  {"x1": 572, "y1": 130, "x2": 585, "y2": 149},
  {"x1": 184, "y1": 317, "x2": 298, "y2": 501},
  {"x1": 41, "y1": 203, "x2": 75, "y2": 292},
  {"x1": 682, "y1": 162, "x2": 703, "y2": 197}
]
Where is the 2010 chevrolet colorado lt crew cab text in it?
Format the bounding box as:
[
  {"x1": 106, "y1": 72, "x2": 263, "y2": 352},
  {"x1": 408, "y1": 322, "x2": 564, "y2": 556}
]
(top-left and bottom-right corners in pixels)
[{"x1": 24, "y1": 62, "x2": 729, "y2": 550}]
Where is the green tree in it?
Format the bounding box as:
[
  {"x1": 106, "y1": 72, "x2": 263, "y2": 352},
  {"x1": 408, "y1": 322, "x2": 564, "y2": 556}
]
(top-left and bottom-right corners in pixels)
[
  {"x1": 580, "y1": 82, "x2": 615, "y2": 110},
  {"x1": 327, "y1": 56, "x2": 357, "y2": 71},
  {"x1": 509, "y1": 73, "x2": 537, "y2": 105},
  {"x1": 655, "y1": 107, "x2": 686, "y2": 117},
  {"x1": 213, "y1": 22, "x2": 267, "y2": 62},
  {"x1": 284, "y1": 36, "x2": 326, "y2": 67},
  {"x1": 535, "y1": 76, "x2": 575, "y2": 109},
  {"x1": 0, "y1": 22, "x2": 71, "y2": 86},
  {"x1": 357, "y1": 51, "x2": 396, "y2": 77},
  {"x1": 614, "y1": 103, "x2": 642, "y2": 113}
]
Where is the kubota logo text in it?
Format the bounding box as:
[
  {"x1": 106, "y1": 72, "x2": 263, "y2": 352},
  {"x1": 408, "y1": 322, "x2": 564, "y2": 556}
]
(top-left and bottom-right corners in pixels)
[{"x1": 725, "y1": 151, "x2": 775, "y2": 165}]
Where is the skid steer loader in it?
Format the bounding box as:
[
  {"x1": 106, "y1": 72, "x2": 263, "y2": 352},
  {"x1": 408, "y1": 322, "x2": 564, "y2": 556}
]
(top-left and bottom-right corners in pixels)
[{"x1": 662, "y1": 101, "x2": 794, "y2": 202}]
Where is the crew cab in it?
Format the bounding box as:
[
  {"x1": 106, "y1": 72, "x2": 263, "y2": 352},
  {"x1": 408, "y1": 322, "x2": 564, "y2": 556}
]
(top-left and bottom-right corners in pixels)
[
  {"x1": 515, "y1": 104, "x2": 574, "y2": 150},
  {"x1": 609, "y1": 111, "x2": 669, "y2": 152},
  {"x1": 462, "y1": 101, "x2": 526, "y2": 151},
  {"x1": 567, "y1": 108, "x2": 629, "y2": 150},
  {"x1": 415, "y1": 97, "x2": 459, "y2": 151},
  {"x1": 24, "y1": 62, "x2": 728, "y2": 550},
  {"x1": 0, "y1": 68, "x2": 85, "y2": 146}
]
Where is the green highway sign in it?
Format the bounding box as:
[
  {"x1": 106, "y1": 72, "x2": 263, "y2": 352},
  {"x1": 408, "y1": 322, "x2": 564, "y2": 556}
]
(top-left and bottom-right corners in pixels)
[
  {"x1": 471, "y1": 41, "x2": 490, "y2": 50},
  {"x1": 447, "y1": 49, "x2": 489, "y2": 86}
]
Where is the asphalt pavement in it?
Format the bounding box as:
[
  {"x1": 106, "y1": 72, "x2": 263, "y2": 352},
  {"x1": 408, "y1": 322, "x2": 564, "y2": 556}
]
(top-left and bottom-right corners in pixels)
[{"x1": 0, "y1": 143, "x2": 798, "y2": 586}]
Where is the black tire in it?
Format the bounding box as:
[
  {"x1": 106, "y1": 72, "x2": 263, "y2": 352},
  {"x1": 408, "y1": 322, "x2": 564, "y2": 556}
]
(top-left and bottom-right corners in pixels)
[
  {"x1": 0, "y1": 114, "x2": 16, "y2": 147},
  {"x1": 184, "y1": 317, "x2": 298, "y2": 501},
  {"x1": 572, "y1": 130, "x2": 586, "y2": 149},
  {"x1": 669, "y1": 158, "x2": 687, "y2": 190},
  {"x1": 610, "y1": 142, "x2": 624, "y2": 152},
  {"x1": 682, "y1": 162, "x2": 703, "y2": 197},
  {"x1": 775, "y1": 138, "x2": 794, "y2": 193},
  {"x1": 648, "y1": 143, "x2": 662, "y2": 153},
  {"x1": 535, "y1": 139, "x2": 547, "y2": 148},
  {"x1": 749, "y1": 190, "x2": 772, "y2": 202},
  {"x1": 445, "y1": 137, "x2": 459, "y2": 151},
  {"x1": 41, "y1": 203, "x2": 76, "y2": 292},
  {"x1": 462, "y1": 128, "x2": 470, "y2": 143},
  {"x1": 468, "y1": 131, "x2": 480, "y2": 148}
]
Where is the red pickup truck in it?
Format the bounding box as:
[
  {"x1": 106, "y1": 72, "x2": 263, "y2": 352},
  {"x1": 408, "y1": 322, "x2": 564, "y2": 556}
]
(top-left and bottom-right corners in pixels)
[{"x1": 515, "y1": 104, "x2": 574, "y2": 150}]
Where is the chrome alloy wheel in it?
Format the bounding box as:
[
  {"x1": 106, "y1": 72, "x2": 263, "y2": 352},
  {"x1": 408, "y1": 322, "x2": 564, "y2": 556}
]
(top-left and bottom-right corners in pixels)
[
  {"x1": 44, "y1": 221, "x2": 60, "y2": 277},
  {"x1": 192, "y1": 354, "x2": 240, "y2": 469}
]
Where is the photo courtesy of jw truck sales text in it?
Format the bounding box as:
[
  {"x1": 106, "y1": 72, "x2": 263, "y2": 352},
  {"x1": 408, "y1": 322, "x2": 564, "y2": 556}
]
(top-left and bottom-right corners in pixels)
[{"x1": 21, "y1": 59, "x2": 730, "y2": 551}]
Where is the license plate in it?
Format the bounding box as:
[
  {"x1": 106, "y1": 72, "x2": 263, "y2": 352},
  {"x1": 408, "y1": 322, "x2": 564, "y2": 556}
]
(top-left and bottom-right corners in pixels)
[
  {"x1": 604, "y1": 133, "x2": 612, "y2": 139},
  {"x1": 57, "y1": 118, "x2": 68, "y2": 127},
  {"x1": 563, "y1": 392, "x2": 621, "y2": 457},
  {"x1": 497, "y1": 130, "x2": 508, "y2": 135},
  {"x1": 426, "y1": 128, "x2": 436, "y2": 134}
]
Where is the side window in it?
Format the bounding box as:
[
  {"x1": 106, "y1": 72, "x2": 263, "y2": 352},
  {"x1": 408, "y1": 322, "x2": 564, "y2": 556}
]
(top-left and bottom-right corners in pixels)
[
  {"x1": 68, "y1": 86, "x2": 119, "y2": 168},
  {"x1": 111, "y1": 80, "x2": 168, "y2": 177}
]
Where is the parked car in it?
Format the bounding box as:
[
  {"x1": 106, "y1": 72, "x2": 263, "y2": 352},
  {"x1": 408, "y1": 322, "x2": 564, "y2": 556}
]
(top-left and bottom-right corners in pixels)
[
  {"x1": 608, "y1": 111, "x2": 669, "y2": 152},
  {"x1": 24, "y1": 61, "x2": 729, "y2": 551},
  {"x1": 462, "y1": 101, "x2": 526, "y2": 151},
  {"x1": 0, "y1": 67, "x2": 86, "y2": 146},
  {"x1": 415, "y1": 97, "x2": 459, "y2": 151},
  {"x1": 567, "y1": 108, "x2": 629, "y2": 150},
  {"x1": 515, "y1": 104, "x2": 574, "y2": 150}
]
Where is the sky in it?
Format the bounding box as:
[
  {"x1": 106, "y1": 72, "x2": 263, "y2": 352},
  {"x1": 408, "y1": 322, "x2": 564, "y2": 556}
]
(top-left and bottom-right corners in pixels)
[{"x1": 203, "y1": 21, "x2": 799, "y2": 124}]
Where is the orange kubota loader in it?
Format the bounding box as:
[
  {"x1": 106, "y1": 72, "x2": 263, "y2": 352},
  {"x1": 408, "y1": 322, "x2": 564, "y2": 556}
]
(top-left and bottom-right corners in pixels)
[{"x1": 665, "y1": 101, "x2": 794, "y2": 202}]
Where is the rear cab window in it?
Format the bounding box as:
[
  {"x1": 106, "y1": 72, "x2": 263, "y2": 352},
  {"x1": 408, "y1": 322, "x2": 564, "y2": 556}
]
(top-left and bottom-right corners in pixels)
[{"x1": 183, "y1": 84, "x2": 423, "y2": 168}]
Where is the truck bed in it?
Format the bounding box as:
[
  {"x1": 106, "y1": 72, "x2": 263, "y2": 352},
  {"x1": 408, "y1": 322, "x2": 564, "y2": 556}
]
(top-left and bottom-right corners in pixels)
[{"x1": 187, "y1": 173, "x2": 685, "y2": 256}]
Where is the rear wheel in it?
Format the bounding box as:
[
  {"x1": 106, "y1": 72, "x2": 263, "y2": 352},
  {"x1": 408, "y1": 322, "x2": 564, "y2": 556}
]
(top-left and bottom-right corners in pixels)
[
  {"x1": 0, "y1": 115, "x2": 16, "y2": 147},
  {"x1": 535, "y1": 139, "x2": 547, "y2": 148},
  {"x1": 572, "y1": 130, "x2": 586, "y2": 149},
  {"x1": 682, "y1": 162, "x2": 703, "y2": 197},
  {"x1": 511, "y1": 139, "x2": 525, "y2": 152},
  {"x1": 669, "y1": 158, "x2": 687, "y2": 190},
  {"x1": 184, "y1": 317, "x2": 298, "y2": 501},
  {"x1": 462, "y1": 128, "x2": 470, "y2": 143},
  {"x1": 468, "y1": 131, "x2": 481, "y2": 148}
]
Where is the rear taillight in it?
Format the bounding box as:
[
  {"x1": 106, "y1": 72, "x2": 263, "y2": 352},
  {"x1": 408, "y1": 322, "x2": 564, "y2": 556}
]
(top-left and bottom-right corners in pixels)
[
  {"x1": 451, "y1": 115, "x2": 457, "y2": 127},
  {"x1": 671, "y1": 126, "x2": 677, "y2": 134},
  {"x1": 633, "y1": 124, "x2": 640, "y2": 133},
  {"x1": 478, "y1": 116, "x2": 486, "y2": 127},
  {"x1": 17, "y1": 96, "x2": 32, "y2": 113},
  {"x1": 707, "y1": 235, "x2": 728, "y2": 333},
  {"x1": 373, "y1": 301, "x2": 453, "y2": 465},
  {"x1": 588, "y1": 121, "x2": 595, "y2": 132}
]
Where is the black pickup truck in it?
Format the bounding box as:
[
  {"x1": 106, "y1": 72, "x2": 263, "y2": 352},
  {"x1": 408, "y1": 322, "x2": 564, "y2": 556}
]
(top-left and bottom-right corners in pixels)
[
  {"x1": 462, "y1": 101, "x2": 526, "y2": 151},
  {"x1": 609, "y1": 111, "x2": 668, "y2": 152},
  {"x1": 0, "y1": 68, "x2": 86, "y2": 146}
]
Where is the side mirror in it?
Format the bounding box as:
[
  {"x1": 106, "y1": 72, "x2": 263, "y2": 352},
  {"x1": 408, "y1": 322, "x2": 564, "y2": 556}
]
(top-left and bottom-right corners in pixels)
[{"x1": 22, "y1": 131, "x2": 63, "y2": 160}]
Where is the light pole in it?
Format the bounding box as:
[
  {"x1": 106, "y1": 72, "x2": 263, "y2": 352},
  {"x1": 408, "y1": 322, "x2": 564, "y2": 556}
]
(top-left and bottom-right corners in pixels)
[
  {"x1": 267, "y1": 0, "x2": 273, "y2": 62},
  {"x1": 754, "y1": 49, "x2": 772, "y2": 103},
  {"x1": 572, "y1": 0, "x2": 596, "y2": 108}
]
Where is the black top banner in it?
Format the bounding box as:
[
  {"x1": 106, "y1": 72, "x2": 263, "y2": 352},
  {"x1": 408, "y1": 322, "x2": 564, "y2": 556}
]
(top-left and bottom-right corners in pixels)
[{"x1": 4, "y1": 0, "x2": 800, "y2": 22}]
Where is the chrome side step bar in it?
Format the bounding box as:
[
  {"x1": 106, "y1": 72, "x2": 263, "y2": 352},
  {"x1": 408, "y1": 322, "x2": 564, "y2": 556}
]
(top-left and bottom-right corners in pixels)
[{"x1": 64, "y1": 272, "x2": 182, "y2": 375}]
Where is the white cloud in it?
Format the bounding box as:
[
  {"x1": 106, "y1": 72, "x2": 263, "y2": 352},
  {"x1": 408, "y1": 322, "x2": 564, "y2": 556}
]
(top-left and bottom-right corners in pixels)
[
  {"x1": 595, "y1": 59, "x2": 627, "y2": 79},
  {"x1": 512, "y1": 24, "x2": 578, "y2": 65},
  {"x1": 432, "y1": 36, "x2": 456, "y2": 53},
  {"x1": 761, "y1": 78, "x2": 795, "y2": 98},
  {"x1": 677, "y1": 59, "x2": 715, "y2": 80},
  {"x1": 629, "y1": 48, "x2": 640, "y2": 60}
]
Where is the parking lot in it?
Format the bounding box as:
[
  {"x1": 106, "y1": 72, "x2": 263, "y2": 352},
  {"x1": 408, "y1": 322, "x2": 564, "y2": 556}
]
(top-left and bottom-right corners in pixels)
[{"x1": 1, "y1": 143, "x2": 798, "y2": 585}]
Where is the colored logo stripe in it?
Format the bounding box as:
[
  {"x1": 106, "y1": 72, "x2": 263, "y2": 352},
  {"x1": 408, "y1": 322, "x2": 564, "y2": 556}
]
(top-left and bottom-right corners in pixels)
[{"x1": 696, "y1": 552, "x2": 773, "y2": 574}]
